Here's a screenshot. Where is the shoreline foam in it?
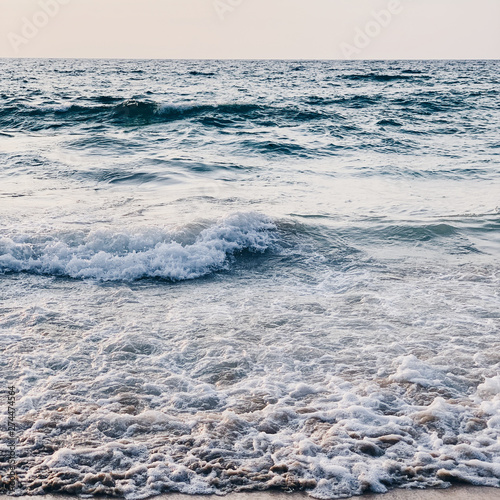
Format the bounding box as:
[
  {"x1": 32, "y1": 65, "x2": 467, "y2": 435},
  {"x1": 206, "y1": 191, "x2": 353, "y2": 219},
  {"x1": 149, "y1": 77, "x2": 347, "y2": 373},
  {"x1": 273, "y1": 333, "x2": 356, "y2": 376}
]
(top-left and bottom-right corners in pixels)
[{"x1": 1, "y1": 486, "x2": 500, "y2": 500}]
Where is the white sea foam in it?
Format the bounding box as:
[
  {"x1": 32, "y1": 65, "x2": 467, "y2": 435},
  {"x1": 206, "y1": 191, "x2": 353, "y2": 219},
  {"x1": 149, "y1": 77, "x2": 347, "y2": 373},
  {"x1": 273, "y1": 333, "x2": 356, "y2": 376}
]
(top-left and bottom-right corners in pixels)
[
  {"x1": 0, "y1": 212, "x2": 276, "y2": 281},
  {"x1": 11, "y1": 364, "x2": 500, "y2": 499},
  {"x1": 2, "y1": 228, "x2": 499, "y2": 498}
]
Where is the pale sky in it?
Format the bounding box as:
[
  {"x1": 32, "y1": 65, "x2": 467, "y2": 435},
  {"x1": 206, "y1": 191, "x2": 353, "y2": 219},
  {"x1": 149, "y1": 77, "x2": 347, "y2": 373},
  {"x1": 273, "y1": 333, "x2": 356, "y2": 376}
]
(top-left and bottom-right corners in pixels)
[{"x1": 0, "y1": 0, "x2": 499, "y2": 59}]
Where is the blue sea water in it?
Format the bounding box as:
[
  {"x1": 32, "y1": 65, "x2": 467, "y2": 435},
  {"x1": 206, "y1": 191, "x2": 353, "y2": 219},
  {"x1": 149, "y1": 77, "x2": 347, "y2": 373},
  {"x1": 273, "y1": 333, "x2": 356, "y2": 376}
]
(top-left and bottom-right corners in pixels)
[{"x1": 0, "y1": 59, "x2": 499, "y2": 498}]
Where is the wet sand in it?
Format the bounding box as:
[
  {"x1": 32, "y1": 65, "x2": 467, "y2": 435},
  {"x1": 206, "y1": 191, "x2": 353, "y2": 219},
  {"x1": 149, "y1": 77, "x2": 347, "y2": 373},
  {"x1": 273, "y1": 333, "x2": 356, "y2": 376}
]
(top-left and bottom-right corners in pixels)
[{"x1": 2, "y1": 486, "x2": 500, "y2": 500}]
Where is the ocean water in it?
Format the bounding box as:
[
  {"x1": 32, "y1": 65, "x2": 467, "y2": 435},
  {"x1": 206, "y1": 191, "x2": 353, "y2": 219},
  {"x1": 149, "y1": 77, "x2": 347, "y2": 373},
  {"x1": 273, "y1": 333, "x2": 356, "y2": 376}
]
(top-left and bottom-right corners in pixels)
[{"x1": 0, "y1": 59, "x2": 499, "y2": 498}]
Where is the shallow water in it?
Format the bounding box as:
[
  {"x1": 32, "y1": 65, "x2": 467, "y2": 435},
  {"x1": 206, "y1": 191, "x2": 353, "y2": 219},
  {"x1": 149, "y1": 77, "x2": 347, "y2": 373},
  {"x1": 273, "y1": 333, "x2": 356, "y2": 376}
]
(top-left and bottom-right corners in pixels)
[{"x1": 0, "y1": 59, "x2": 499, "y2": 498}]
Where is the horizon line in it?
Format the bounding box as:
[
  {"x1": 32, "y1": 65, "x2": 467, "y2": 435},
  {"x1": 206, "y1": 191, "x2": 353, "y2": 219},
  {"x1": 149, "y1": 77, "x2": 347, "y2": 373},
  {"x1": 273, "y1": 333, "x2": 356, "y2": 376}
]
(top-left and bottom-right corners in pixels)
[{"x1": 1, "y1": 57, "x2": 499, "y2": 62}]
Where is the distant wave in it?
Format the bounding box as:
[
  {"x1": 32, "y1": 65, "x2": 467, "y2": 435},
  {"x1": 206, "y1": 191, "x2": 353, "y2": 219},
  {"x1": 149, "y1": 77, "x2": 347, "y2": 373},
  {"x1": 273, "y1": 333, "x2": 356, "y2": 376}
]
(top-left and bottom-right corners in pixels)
[
  {"x1": 188, "y1": 70, "x2": 217, "y2": 76},
  {"x1": 0, "y1": 89, "x2": 484, "y2": 133},
  {"x1": 401, "y1": 69, "x2": 424, "y2": 74},
  {"x1": 343, "y1": 73, "x2": 421, "y2": 82},
  {"x1": 0, "y1": 213, "x2": 277, "y2": 281},
  {"x1": 0, "y1": 98, "x2": 346, "y2": 131},
  {"x1": 376, "y1": 118, "x2": 402, "y2": 127}
]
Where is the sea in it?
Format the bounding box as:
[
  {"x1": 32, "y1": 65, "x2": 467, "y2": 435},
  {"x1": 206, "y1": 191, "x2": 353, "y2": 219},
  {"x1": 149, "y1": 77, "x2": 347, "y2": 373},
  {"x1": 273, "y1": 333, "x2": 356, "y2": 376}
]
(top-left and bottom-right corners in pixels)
[{"x1": 0, "y1": 59, "x2": 499, "y2": 498}]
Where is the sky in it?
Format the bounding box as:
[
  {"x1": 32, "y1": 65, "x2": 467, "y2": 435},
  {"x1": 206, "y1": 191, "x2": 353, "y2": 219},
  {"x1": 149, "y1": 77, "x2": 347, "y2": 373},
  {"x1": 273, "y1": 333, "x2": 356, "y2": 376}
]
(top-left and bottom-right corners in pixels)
[{"x1": 0, "y1": 0, "x2": 499, "y2": 59}]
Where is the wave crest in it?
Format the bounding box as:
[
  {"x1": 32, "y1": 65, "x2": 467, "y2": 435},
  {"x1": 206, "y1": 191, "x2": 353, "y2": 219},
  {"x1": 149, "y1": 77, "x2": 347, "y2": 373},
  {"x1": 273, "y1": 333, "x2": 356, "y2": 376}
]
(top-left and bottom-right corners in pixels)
[{"x1": 0, "y1": 213, "x2": 276, "y2": 281}]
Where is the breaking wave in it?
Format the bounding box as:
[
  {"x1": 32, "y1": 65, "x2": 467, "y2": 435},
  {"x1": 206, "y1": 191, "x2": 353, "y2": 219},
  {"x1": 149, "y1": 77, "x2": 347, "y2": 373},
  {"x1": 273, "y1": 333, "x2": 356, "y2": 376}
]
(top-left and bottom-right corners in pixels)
[
  {"x1": 0, "y1": 99, "x2": 329, "y2": 130},
  {"x1": 0, "y1": 213, "x2": 277, "y2": 281}
]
